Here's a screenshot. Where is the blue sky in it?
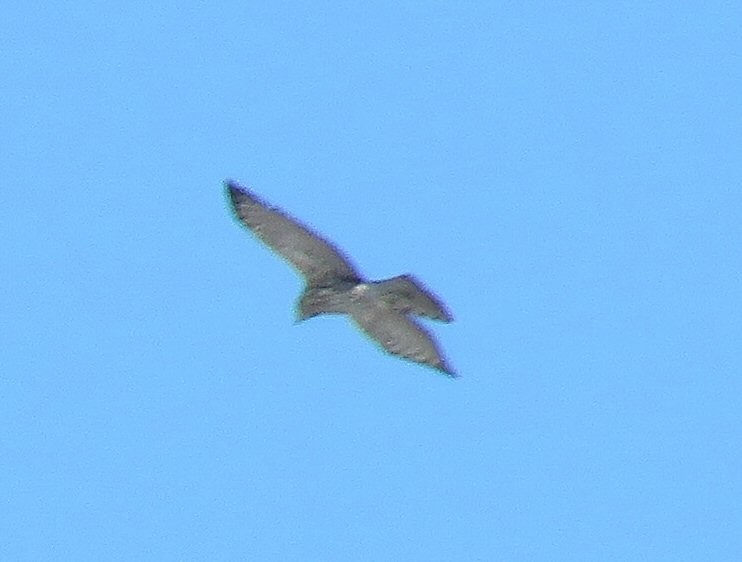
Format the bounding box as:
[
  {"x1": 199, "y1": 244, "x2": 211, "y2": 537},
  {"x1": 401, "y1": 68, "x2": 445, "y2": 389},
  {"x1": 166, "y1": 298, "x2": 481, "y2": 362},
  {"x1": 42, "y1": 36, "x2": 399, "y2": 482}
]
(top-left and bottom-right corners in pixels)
[{"x1": 2, "y1": 3, "x2": 741, "y2": 560}]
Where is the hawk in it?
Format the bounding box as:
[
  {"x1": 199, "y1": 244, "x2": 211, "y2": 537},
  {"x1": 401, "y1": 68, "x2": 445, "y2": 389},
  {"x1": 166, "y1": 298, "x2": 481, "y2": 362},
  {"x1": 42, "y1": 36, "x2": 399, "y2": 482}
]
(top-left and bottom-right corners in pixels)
[{"x1": 226, "y1": 180, "x2": 456, "y2": 377}]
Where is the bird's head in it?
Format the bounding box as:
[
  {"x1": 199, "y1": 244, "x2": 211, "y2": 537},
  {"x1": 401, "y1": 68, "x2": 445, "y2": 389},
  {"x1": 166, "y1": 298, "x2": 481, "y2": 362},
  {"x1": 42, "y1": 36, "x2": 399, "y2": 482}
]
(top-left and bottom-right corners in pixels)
[
  {"x1": 295, "y1": 290, "x2": 323, "y2": 323},
  {"x1": 295, "y1": 307, "x2": 318, "y2": 323}
]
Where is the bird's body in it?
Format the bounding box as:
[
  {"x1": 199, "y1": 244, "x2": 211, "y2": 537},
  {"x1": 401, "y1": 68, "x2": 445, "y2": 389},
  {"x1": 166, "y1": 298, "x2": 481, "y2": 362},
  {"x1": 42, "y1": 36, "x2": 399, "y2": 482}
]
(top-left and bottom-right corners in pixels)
[{"x1": 226, "y1": 181, "x2": 456, "y2": 377}]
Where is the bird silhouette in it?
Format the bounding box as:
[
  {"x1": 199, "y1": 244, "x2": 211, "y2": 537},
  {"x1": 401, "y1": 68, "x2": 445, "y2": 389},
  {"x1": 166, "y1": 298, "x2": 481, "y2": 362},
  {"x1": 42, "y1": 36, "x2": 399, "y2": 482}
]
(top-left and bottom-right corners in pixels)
[{"x1": 227, "y1": 180, "x2": 456, "y2": 377}]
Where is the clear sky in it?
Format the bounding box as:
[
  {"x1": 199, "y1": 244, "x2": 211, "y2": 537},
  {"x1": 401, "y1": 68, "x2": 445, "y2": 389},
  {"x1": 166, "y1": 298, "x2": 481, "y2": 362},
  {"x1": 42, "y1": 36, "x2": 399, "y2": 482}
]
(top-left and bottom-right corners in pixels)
[{"x1": 2, "y1": 3, "x2": 740, "y2": 561}]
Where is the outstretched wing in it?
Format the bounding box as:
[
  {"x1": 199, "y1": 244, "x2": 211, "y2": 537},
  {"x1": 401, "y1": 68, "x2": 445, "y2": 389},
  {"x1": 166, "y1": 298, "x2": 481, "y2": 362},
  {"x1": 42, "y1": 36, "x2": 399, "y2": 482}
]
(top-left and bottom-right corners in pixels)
[
  {"x1": 227, "y1": 181, "x2": 362, "y2": 285},
  {"x1": 374, "y1": 274, "x2": 453, "y2": 322},
  {"x1": 350, "y1": 300, "x2": 457, "y2": 377}
]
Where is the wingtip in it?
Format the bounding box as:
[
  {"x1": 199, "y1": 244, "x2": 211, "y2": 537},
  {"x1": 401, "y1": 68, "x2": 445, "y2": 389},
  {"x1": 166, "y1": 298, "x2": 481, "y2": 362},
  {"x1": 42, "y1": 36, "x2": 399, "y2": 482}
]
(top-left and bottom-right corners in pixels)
[
  {"x1": 225, "y1": 179, "x2": 244, "y2": 197},
  {"x1": 225, "y1": 180, "x2": 261, "y2": 209},
  {"x1": 437, "y1": 361, "x2": 459, "y2": 379}
]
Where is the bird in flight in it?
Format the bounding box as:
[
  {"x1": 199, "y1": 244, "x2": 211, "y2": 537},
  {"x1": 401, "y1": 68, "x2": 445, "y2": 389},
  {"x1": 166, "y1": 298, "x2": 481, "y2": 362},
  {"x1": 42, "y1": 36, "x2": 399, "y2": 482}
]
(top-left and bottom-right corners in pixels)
[{"x1": 226, "y1": 180, "x2": 456, "y2": 377}]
